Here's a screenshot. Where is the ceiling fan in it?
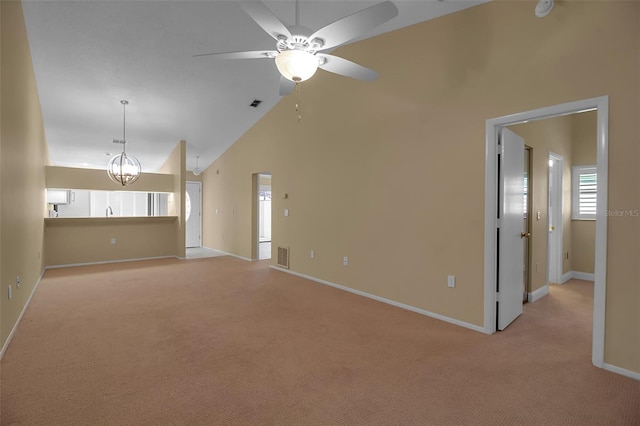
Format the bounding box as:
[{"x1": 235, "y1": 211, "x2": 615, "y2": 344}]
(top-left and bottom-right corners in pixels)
[{"x1": 194, "y1": 1, "x2": 399, "y2": 95}]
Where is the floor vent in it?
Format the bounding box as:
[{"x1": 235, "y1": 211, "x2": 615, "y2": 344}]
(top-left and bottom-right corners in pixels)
[{"x1": 277, "y1": 246, "x2": 290, "y2": 269}]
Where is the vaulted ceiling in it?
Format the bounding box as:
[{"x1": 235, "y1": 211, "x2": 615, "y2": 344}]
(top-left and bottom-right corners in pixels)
[{"x1": 22, "y1": 1, "x2": 484, "y2": 173}]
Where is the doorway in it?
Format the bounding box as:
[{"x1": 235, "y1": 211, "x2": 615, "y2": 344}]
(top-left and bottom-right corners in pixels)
[
  {"x1": 484, "y1": 96, "x2": 608, "y2": 368},
  {"x1": 252, "y1": 173, "x2": 272, "y2": 260},
  {"x1": 185, "y1": 181, "x2": 202, "y2": 248}
]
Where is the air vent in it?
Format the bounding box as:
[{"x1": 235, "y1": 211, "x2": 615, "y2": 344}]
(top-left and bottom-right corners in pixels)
[
  {"x1": 250, "y1": 99, "x2": 262, "y2": 108},
  {"x1": 277, "y1": 246, "x2": 290, "y2": 269}
]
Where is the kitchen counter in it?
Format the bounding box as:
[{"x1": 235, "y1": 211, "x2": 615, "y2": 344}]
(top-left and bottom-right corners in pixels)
[{"x1": 45, "y1": 216, "x2": 178, "y2": 226}]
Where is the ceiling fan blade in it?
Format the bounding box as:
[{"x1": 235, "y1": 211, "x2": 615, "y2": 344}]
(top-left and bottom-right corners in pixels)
[
  {"x1": 239, "y1": 1, "x2": 292, "y2": 41},
  {"x1": 318, "y1": 54, "x2": 379, "y2": 81},
  {"x1": 192, "y1": 50, "x2": 278, "y2": 59},
  {"x1": 279, "y1": 76, "x2": 295, "y2": 96},
  {"x1": 309, "y1": 1, "x2": 399, "y2": 50}
]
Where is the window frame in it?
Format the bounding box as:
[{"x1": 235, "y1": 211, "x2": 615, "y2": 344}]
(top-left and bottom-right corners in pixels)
[{"x1": 572, "y1": 165, "x2": 597, "y2": 220}]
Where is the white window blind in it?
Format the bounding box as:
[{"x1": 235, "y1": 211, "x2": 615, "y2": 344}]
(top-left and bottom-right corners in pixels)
[{"x1": 572, "y1": 165, "x2": 597, "y2": 220}]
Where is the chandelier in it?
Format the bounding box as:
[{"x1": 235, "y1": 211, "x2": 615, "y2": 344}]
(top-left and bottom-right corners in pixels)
[{"x1": 107, "y1": 100, "x2": 141, "y2": 186}]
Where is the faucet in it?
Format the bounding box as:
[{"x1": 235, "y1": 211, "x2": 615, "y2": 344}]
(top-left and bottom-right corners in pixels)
[{"x1": 106, "y1": 206, "x2": 113, "y2": 217}]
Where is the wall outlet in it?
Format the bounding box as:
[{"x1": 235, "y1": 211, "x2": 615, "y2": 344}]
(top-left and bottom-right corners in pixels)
[
  {"x1": 343, "y1": 256, "x2": 349, "y2": 266},
  {"x1": 310, "y1": 250, "x2": 315, "y2": 259},
  {"x1": 16, "y1": 276, "x2": 21, "y2": 288},
  {"x1": 111, "y1": 238, "x2": 116, "y2": 245},
  {"x1": 447, "y1": 275, "x2": 456, "y2": 288},
  {"x1": 8, "y1": 285, "x2": 12, "y2": 300}
]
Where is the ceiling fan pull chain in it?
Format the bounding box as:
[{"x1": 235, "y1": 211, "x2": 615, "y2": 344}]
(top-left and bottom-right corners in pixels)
[{"x1": 296, "y1": 82, "x2": 302, "y2": 123}]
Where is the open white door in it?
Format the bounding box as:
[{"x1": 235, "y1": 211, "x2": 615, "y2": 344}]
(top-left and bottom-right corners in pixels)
[
  {"x1": 185, "y1": 181, "x2": 202, "y2": 248},
  {"x1": 498, "y1": 128, "x2": 525, "y2": 330}
]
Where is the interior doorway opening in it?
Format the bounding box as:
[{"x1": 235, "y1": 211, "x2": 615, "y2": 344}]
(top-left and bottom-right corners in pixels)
[
  {"x1": 485, "y1": 96, "x2": 608, "y2": 369},
  {"x1": 252, "y1": 173, "x2": 272, "y2": 260},
  {"x1": 185, "y1": 181, "x2": 202, "y2": 248}
]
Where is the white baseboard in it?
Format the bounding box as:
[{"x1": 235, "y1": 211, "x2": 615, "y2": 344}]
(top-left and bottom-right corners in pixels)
[
  {"x1": 561, "y1": 271, "x2": 595, "y2": 283},
  {"x1": 561, "y1": 271, "x2": 573, "y2": 284},
  {"x1": 527, "y1": 284, "x2": 549, "y2": 302},
  {"x1": 603, "y1": 363, "x2": 640, "y2": 381},
  {"x1": 204, "y1": 247, "x2": 252, "y2": 262},
  {"x1": 0, "y1": 268, "x2": 46, "y2": 361},
  {"x1": 45, "y1": 255, "x2": 178, "y2": 269},
  {"x1": 571, "y1": 271, "x2": 595, "y2": 282},
  {"x1": 270, "y1": 266, "x2": 486, "y2": 334}
]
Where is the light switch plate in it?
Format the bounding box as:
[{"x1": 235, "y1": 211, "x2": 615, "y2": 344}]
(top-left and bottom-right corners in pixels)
[{"x1": 447, "y1": 275, "x2": 455, "y2": 288}]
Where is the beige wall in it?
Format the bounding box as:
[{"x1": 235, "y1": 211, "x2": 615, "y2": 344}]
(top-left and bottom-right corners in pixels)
[
  {"x1": 0, "y1": 1, "x2": 49, "y2": 348},
  {"x1": 46, "y1": 166, "x2": 174, "y2": 193},
  {"x1": 44, "y1": 217, "x2": 178, "y2": 266},
  {"x1": 159, "y1": 141, "x2": 186, "y2": 258},
  {"x1": 186, "y1": 171, "x2": 202, "y2": 182},
  {"x1": 571, "y1": 111, "x2": 597, "y2": 274},
  {"x1": 202, "y1": 1, "x2": 639, "y2": 372}
]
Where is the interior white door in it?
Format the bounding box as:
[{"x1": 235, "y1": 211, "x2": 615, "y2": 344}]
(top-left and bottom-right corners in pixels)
[
  {"x1": 498, "y1": 128, "x2": 525, "y2": 330},
  {"x1": 185, "y1": 181, "x2": 202, "y2": 248}
]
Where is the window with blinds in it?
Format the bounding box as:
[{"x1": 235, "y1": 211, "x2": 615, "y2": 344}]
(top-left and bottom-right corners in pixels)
[{"x1": 572, "y1": 165, "x2": 597, "y2": 220}]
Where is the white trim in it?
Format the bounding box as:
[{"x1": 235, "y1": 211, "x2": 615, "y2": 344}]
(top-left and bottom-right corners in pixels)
[
  {"x1": 572, "y1": 271, "x2": 595, "y2": 282},
  {"x1": 207, "y1": 248, "x2": 252, "y2": 262},
  {"x1": 547, "y1": 152, "x2": 563, "y2": 285},
  {"x1": 485, "y1": 96, "x2": 608, "y2": 370},
  {"x1": 561, "y1": 271, "x2": 595, "y2": 283},
  {"x1": 561, "y1": 271, "x2": 573, "y2": 284},
  {"x1": 603, "y1": 363, "x2": 640, "y2": 381},
  {"x1": 270, "y1": 266, "x2": 487, "y2": 334},
  {"x1": 45, "y1": 255, "x2": 178, "y2": 269},
  {"x1": 527, "y1": 285, "x2": 549, "y2": 303},
  {"x1": 0, "y1": 269, "x2": 46, "y2": 360}
]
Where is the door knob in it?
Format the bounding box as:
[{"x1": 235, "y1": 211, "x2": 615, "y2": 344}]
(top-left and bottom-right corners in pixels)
[{"x1": 520, "y1": 232, "x2": 531, "y2": 239}]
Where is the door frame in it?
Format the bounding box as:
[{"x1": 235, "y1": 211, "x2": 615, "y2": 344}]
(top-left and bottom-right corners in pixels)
[
  {"x1": 484, "y1": 96, "x2": 608, "y2": 368},
  {"x1": 547, "y1": 152, "x2": 564, "y2": 285}
]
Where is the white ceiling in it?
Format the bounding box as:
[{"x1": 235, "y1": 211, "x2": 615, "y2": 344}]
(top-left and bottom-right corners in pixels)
[{"x1": 22, "y1": 0, "x2": 485, "y2": 173}]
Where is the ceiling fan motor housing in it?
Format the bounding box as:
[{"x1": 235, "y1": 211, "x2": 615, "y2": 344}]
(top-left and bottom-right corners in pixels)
[{"x1": 276, "y1": 27, "x2": 324, "y2": 55}]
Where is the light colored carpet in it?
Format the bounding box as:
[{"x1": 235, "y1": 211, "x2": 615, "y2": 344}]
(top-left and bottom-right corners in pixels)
[{"x1": 2, "y1": 257, "x2": 639, "y2": 425}]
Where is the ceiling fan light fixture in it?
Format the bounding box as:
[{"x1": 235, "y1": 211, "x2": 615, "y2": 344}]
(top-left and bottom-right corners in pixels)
[{"x1": 275, "y1": 50, "x2": 318, "y2": 82}]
